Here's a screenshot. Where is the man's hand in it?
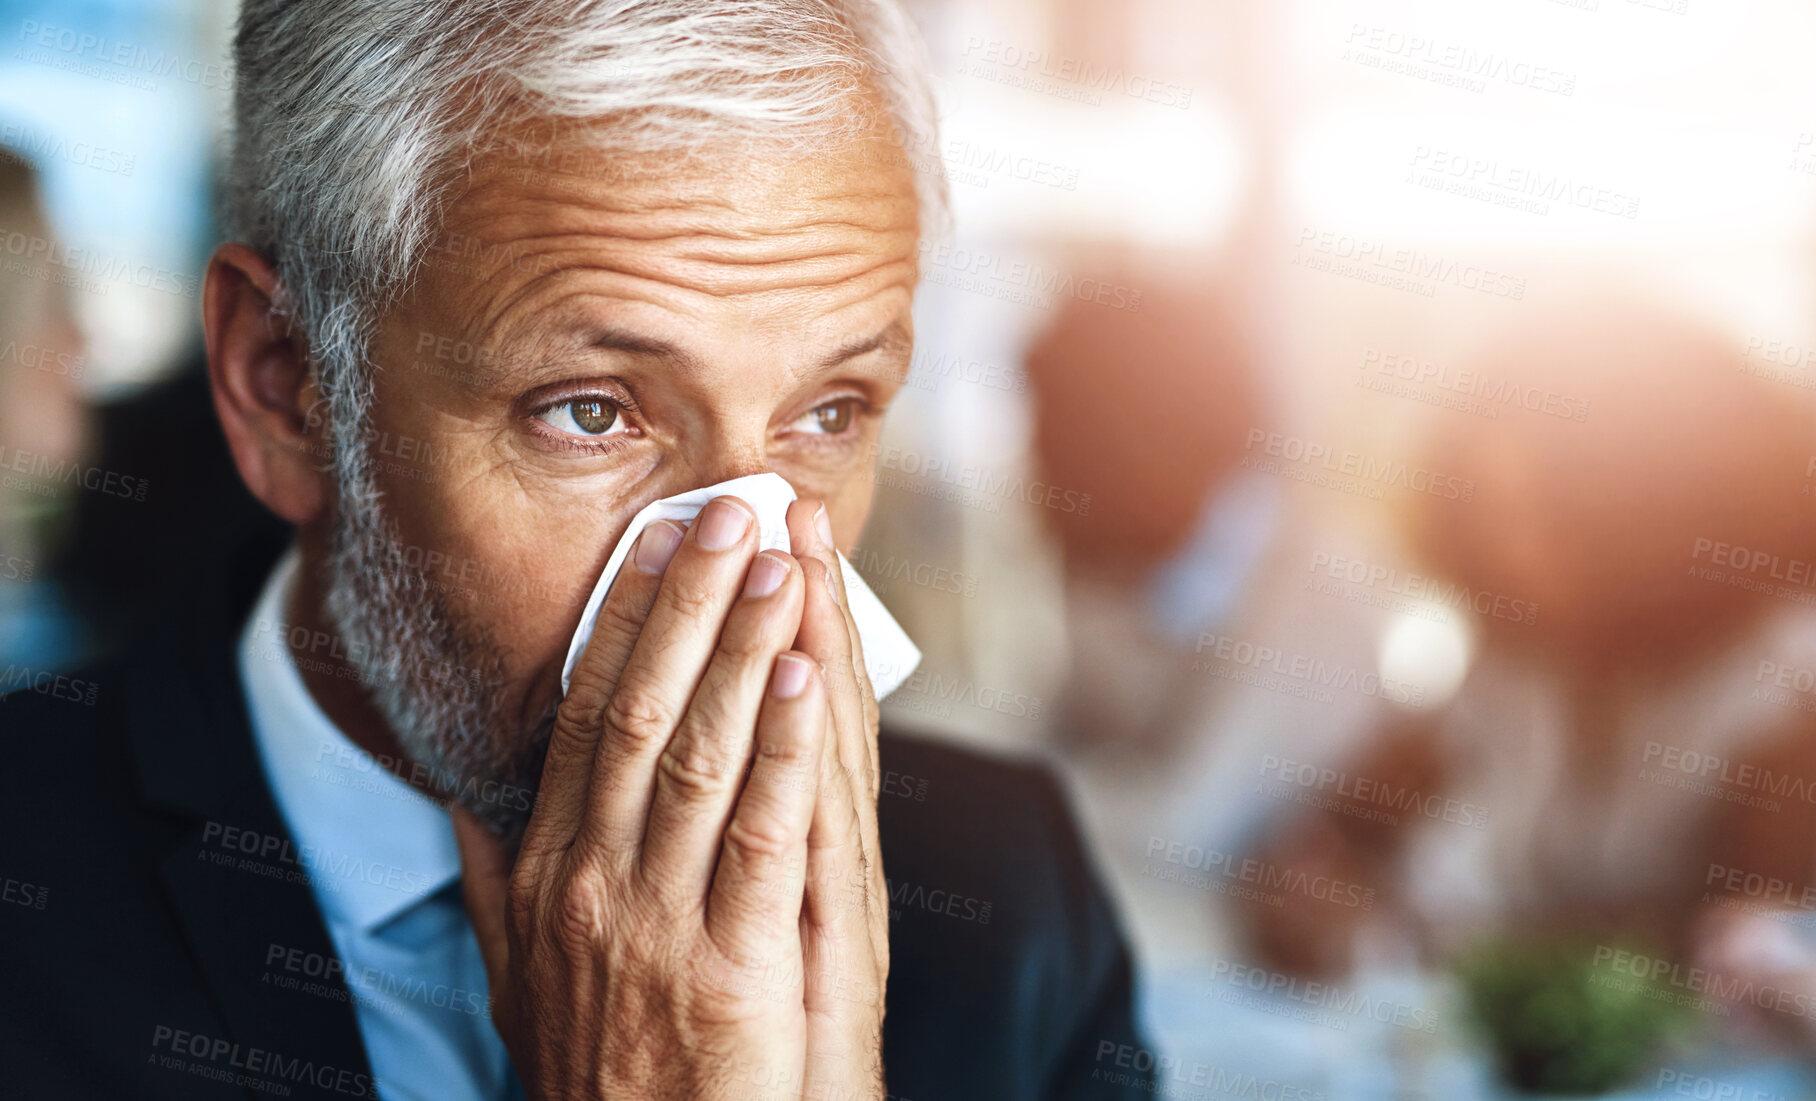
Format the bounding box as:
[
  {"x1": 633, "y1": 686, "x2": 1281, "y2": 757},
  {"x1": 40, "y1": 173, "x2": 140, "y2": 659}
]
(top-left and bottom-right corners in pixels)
[
  {"x1": 784, "y1": 498, "x2": 889, "y2": 1100},
  {"x1": 452, "y1": 494, "x2": 887, "y2": 1100}
]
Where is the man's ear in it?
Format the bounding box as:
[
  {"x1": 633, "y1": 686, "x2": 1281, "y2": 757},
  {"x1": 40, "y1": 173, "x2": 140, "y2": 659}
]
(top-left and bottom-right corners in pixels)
[{"x1": 203, "y1": 243, "x2": 330, "y2": 525}]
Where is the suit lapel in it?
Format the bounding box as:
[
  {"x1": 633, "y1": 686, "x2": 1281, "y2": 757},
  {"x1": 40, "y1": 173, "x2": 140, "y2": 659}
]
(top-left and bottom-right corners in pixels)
[{"x1": 126, "y1": 542, "x2": 376, "y2": 1097}]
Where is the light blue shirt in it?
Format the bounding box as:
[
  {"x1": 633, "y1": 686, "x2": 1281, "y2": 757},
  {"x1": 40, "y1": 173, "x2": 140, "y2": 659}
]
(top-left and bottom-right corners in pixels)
[{"x1": 238, "y1": 549, "x2": 518, "y2": 1101}]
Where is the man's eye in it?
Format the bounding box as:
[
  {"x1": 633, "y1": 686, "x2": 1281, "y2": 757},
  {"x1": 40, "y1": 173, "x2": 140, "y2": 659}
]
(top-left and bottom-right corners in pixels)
[
  {"x1": 537, "y1": 398, "x2": 624, "y2": 437},
  {"x1": 793, "y1": 398, "x2": 860, "y2": 436}
]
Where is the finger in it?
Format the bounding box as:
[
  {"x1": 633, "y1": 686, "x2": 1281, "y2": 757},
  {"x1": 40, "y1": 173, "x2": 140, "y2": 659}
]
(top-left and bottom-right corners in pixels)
[
  {"x1": 706, "y1": 652, "x2": 824, "y2": 958},
  {"x1": 786, "y1": 500, "x2": 880, "y2": 794},
  {"x1": 803, "y1": 720, "x2": 869, "y2": 941},
  {"x1": 801, "y1": 719, "x2": 889, "y2": 1047},
  {"x1": 522, "y1": 519, "x2": 682, "y2": 860},
  {"x1": 795, "y1": 550, "x2": 887, "y2": 923},
  {"x1": 804, "y1": 499, "x2": 877, "y2": 737},
  {"x1": 797, "y1": 554, "x2": 874, "y2": 798},
  {"x1": 452, "y1": 805, "x2": 513, "y2": 987},
  {"x1": 580, "y1": 495, "x2": 760, "y2": 856},
  {"x1": 786, "y1": 502, "x2": 887, "y2": 944},
  {"x1": 639, "y1": 550, "x2": 805, "y2": 900}
]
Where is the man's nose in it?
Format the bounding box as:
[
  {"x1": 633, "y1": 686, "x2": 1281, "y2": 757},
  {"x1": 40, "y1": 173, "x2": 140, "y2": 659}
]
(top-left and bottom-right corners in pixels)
[{"x1": 676, "y1": 438, "x2": 772, "y2": 492}]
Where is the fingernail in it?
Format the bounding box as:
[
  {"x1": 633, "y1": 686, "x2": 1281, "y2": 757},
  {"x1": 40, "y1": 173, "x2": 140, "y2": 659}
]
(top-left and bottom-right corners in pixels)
[
  {"x1": 633, "y1": 521, "x2": 684, "y2": 574},
  {"x1": 823, "y1": 560, "x2": 841, "y2": 607},
  {"x1": 697, "y1": 498, "x2": 752, "y2": 550},
  {"x1": 772, "y1": 653, "x2": 813, "y2": 699},
  {"x1": 744, "y1": 552, "x2": 789, "y2": 598},
  {"x1": 814, "y1": 504, "x2": 835, "y2": 550}
]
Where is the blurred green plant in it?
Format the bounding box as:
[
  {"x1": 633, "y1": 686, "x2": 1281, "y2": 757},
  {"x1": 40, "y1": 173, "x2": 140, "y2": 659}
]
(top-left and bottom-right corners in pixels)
[{"x1": 1455, "y1": 937, "x2": 1699, "y2": 1096}]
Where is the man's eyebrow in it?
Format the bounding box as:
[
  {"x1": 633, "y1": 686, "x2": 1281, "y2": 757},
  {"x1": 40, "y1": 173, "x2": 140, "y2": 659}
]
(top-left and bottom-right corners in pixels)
[
  {"x1": 581, "y1": 321, "x2": 911, "y2": 377},
  {"x1": 811, "y1": 322, "x2": 912, "y2": 375},
  {"x1": 587, "y1": 328, "x2": 703, "y2": 372}
]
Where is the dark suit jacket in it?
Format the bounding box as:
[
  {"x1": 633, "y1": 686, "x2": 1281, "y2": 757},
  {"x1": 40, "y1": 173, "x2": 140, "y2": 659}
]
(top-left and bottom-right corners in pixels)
[{"x1": 0, "y1": 542, "x2": 1150, "y2": 1100}]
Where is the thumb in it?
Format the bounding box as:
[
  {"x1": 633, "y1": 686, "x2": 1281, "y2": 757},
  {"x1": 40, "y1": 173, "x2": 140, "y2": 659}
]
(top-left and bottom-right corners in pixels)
[{"x1": 452, "y1": 804, "x2": 512, "y2": 985}]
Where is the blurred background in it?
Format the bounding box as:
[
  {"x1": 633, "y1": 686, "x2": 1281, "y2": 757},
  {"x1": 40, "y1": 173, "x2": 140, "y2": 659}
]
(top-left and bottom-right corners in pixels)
[{"x1": 6, "y1": 0, "x2": 1816, "y2": 1097}]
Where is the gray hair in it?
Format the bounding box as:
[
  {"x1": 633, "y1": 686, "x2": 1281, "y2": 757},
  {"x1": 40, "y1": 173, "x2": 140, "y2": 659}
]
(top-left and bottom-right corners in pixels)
[{"x1": 225, "y1": 0, "x2": 943, "y2": 493}]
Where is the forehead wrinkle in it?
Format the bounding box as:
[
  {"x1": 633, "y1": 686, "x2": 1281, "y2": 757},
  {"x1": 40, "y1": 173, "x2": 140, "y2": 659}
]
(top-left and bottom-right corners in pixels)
[
  {"x1": 436, "y1": 189, "x2": 913, "y2": 299},
  {"x1": 461, "y1": 204, "x2": 914, "y2": 268},
  {"x1": 449, "y1": 165, "x2": 914, "y2": 261},
  {"x1": 665, "y1": 225, "x2": 918, "y2": 271},
  {"x1": 461, "y1": 238, "x2": 915, "y2": 342}
]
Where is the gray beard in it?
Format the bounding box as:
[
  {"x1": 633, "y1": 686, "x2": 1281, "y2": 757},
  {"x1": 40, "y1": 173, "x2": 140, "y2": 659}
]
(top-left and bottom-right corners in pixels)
[{"x1": 320, "y1": 456, "x2": 550, "y2": 842}]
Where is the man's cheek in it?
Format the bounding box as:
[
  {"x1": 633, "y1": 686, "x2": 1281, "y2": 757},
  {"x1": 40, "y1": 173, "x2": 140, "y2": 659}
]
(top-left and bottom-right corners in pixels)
[
  {"x1": 826, "y1": 476, "x2": 877, "y2": 554},
  {"x1": 440, "y1": 545, "x2": 587, "y2": 729},
  {"x1": 775, "y1": 454, "x2": 879, "y2": 552},
  {"x1": 392, "y1": 481, "x2": 585, "y2": 652}
]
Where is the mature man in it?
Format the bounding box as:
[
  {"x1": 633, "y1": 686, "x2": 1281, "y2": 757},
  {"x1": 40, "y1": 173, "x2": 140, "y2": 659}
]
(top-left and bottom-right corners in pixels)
[{"x1": 0, "y1": 1, "x2": 1147, "y2": 1098}]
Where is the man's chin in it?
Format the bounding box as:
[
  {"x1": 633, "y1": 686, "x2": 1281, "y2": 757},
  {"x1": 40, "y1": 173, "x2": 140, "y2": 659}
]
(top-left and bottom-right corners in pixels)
[{"x1": 390, "y1": 700, "x2": 555, "y2": 847}]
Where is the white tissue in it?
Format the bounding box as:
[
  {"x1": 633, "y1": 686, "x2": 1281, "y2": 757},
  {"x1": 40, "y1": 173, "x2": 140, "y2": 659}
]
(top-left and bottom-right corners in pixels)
[{"x1": 560, "y1": 472, "x2": 922, "y2": 701}]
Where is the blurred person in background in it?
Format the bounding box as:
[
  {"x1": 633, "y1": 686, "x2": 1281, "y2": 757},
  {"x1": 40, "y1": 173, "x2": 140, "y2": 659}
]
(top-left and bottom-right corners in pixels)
[
  {"x1": 0, "y1": 152, "x2": 91, "y2": 669},
  {"x1": 1231, "y1": 305, "x2": 1816, "y2": 996},
  {"x1": 1023, "y1": 260, "x2": 1275, "y2": 758},
  {"x1": 0, "y1": 0, "x2": 264, "y2": 668}
]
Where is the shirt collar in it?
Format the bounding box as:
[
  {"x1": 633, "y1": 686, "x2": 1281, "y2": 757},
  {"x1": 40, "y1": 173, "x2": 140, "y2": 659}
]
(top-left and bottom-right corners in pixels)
[{"x1": 237, "y1": 548, "x2": 463, "y2": 934}]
